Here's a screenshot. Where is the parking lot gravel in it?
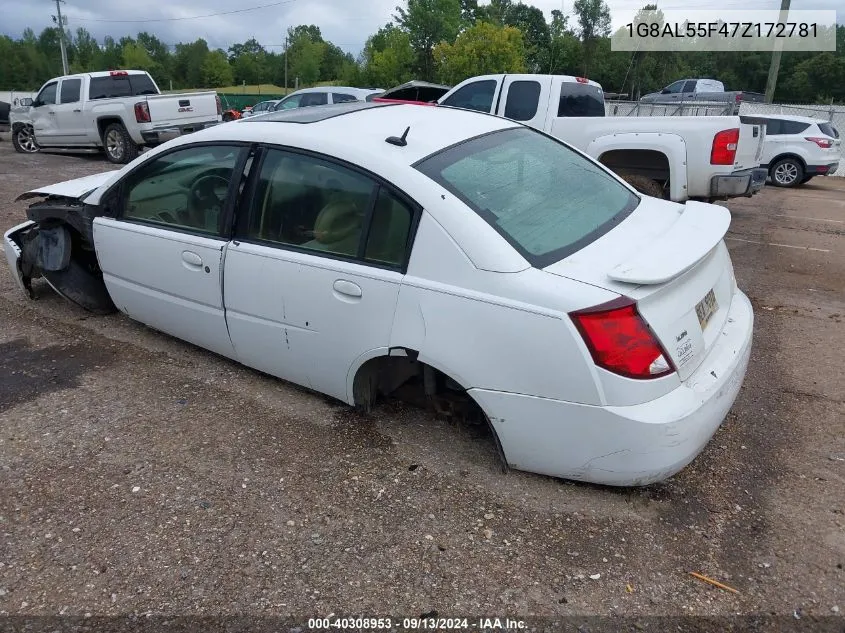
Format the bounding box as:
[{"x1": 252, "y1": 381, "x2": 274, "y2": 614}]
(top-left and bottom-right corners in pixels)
[{"x1": 0, "y1": 140, "x2": 843, "y2": 631}]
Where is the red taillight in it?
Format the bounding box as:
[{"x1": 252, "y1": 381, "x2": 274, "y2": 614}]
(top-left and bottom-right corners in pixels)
[
  {"x1": 575, "y1": 76, "x2": 589, "y2": 83},
  {"x1": 735, "y1": 92, "x2": 743, "y2": 103},
  {"x1": 569, "y1": 297, "x2": 674, "y2": 380},
  {"x1": 134, "y1": 101, "x2": 151, "y2": 123},
  {"x1": 711, "y1": 128, "x2": 739, "y2": 165},
  {"x1": 216, "y1": 94, "x2": 222, "y2": 116},
  {"x1": 805, "y1": 136, "x2": 833, "y2": 148},
  {"x1": 110, "y1": 70, "x2": 128, "y2": 76}
]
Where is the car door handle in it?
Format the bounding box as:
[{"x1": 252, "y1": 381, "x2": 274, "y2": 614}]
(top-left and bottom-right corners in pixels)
[
  {"x1": 73, "y1": 109, "x2": 81, "y2": 113},
  {"x1": 181, "y1": 250, "x2": 203, "y2": 269},
  {"x1": 333, "y1": 279, "x2": 362, "y2": 298}
]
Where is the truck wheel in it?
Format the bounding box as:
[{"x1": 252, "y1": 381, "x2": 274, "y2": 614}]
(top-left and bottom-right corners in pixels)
[
  {"x1": 618, "y1": 173, "x2": 665, "y2": 199},
  {"x1": 102, "y1": 123, "x2": 139, "y2": 164},
  {"x1": 769, "y1": 157, "x2": 804, "y2": 188},
  {"x1": 12, "y1": 125, "x2": 40, "y2": 153}
]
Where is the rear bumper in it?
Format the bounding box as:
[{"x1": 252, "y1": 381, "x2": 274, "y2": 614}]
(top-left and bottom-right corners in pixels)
[
  {"x1": 470, "y1": 289, "x2": 754, "y2": 487},
  {"x1": 710, "y1": 167, "x2": 768, "y2": 198},
  {"x1": 140, "y1": 120, "x2": 221, "y2": 146},
  {"x1": 806, "y1": 162, "x2": 840, "y2": 176}
]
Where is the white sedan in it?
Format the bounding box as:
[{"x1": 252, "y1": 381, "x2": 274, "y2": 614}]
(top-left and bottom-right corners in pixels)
[{"x1": 3, "y1": 101, "x2": 754, "y2": 486}]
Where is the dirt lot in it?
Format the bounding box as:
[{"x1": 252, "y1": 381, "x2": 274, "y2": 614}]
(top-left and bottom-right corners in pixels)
[{"x1": 0, "y1": 139, "x2": 843, "y2": 631}]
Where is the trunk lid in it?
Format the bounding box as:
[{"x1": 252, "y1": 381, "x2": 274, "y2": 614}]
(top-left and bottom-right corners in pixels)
[
  {"x1": 145, "y1": 91, "x2": 220, "y2": 126},
  {"x1": 15, "y1": 170, "x2": 120, "y2": 202},
  {"x1": 546, "y1": 198, "x2": 736, "y2": 380}
]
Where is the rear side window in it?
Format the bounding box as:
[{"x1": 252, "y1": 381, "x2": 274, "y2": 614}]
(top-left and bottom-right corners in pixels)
[
  {"x1": 558, "y1": 83, "x2": 605, "y2": 117},
  {"x1": 440, "y1": 80, "x2": 497, "y2": 113},
  {"x1": 416, "y1": 127, "x2": 638, "y2": 267},
  {"x1": 504, "y1": 81, "x2": 541, "y2": 121},
  {"x1": 781, "y1": 120, "x2": 811, "y2": 135},
  {"x1": 60, "y1": 78, "x2": 81, "y2": 103},
  {"x1": 763, "y1": 119, "x2": 782, "y2": 135},
  {"x1": 129, "y1": 74, "x2": 158, "y2": 95},
  {"x1": 300, "y1": 92, "x2": 328, "y2": 107},
  {"x1": 332, "y1": 93, "x2": 358, "y2": 103},
  {"x1": 818, "y1": 122, "x2": 839, "y2": 138}
]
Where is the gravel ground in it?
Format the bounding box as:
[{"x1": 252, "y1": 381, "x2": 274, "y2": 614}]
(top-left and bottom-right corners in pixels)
[{"x1": 0, "y1": 140, "x2": 843, "y2": 631}]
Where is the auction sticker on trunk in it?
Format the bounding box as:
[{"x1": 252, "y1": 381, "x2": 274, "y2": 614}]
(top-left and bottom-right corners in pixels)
[{"x1": 696, "y1": 288, "x2": 719, "y2": 330}]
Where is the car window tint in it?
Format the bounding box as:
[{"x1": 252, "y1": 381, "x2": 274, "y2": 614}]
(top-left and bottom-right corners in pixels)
[
  {"x1": 558, "y1": 82, "x2": 604, "y2": 117},
  {"x1": 682, "y1": 80, "x2": 697, "y2": 92},
  {"x1": 818, "y1": 122, "x2": 838, "y2": 138},
  {"x1": 278, "y1": 95, "x2": 302, "y2": 110},
  {"x1": 664, "y1": 81, "x2": 685, "y2": 94},
  {"x1": 764, "y1": 119, "x2": 782, "y2": 135},
  {"x1": 246, "y1": 149, "x2": 375, "y2": 258},
  {"x1": 504, "y1": 80, "x2": 541, "y2": 121},
  {"x1": 333, "y1": 93, "x2": 358, "y2": 103},
  {"x1": 300, "y1": 92, "x2": 328, "y2": 107},
  {"x1": 89, "y1": 76, "x2": 132, "y2": 99},
  {"x1": 38, "y1": 82, "x2": 58, "y2": 105},
  {"x1": 416, "y1": 127, "x2": 638, "y2": 268},
  {"x1": 440, "y1": 80, "x2": 497, "y2": 113},
  {"x1": 129, "y1": 74, "x2": 158, "y2": 95},
  {"x1": 123, "y1": 145, "x2": 243, "y2": 235},
  {"x1": 364, "y1": 188, "x2": 414, "y2": 267},
  {"x1": 60, "y1": 78, "x2": 81, "y2": 104},
  {"x1": 782, "y1": 120, "x2": 811, "y2": 135}
]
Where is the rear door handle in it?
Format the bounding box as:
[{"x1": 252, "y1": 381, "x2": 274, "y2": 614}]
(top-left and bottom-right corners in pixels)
[
  {"x1": 333, "y1": 279, "x2": 362, "y2": 298},
  {"x1": 181, "y1": 250, "x2": 203, "y2": 269}
]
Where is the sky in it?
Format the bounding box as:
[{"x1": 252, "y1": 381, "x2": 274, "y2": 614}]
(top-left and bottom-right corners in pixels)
[{"x1": 1, "y1": 0, "x2": 842, "y2": 56}]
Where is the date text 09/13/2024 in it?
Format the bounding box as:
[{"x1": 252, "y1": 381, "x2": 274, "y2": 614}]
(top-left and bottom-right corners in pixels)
[{"x1": 307, "y1": 617, "x2": 526, "y2": 630}]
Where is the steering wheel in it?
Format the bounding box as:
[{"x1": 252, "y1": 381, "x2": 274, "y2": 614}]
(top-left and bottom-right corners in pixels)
[{"x1": 188, "y1": 174, "x2": 230, "y2": 229}]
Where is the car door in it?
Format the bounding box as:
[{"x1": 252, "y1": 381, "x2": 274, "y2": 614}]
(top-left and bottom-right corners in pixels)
[
  {"x1": 681, "y1": 80, "x2": 697, "y2": 100},
  {"x1": 224, "y1": 146, "x2": 418, "y2": 402},
  {"x1": 30, "y1": 80, "x2": 59, "y2": 144},
  {"x1": 52, "y1": 77, "x2": 87, "y2": 145},
  {"x1": 439, "y1": 79, "x2": 499, "y2": 114},
  {"x1": 498, "y1": 77, "x2": 549, "y2": 130},
  {"x1": 93, "y1": 142, "x2": 251, "y2": 359},
  {"x1": 660, "y1": 80, "x2": 685, "y2": 101}
]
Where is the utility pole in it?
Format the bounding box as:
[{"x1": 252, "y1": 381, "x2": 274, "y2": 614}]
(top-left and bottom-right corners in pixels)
[
  {"x1": 51, "y1": 0, "x2": 69, "y2": 75},
  {"x1": 284, "y1": 34, "x2": 288, "y2": 93},
  {"x1": 764, "y1": 0, "x2": 790, "y2": 103}
]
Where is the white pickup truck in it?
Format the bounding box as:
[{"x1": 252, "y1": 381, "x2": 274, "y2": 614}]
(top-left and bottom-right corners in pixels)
[
  {"x1": 10, "y1": 70, "x2": 222, "y2": 164},
  {"x1": 435, "y1": 74, "x2": 768, "y2": 202}
]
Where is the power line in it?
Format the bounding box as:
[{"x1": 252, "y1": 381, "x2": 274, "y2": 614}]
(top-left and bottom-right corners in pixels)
[{"x1": 68, "y1": 0, "x2": 299, "y2": 24}]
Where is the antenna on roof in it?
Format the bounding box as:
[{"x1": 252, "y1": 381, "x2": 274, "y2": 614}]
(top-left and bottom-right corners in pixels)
[{"x1": 385, "y1": 126, "x2": 410, "y2": 147}]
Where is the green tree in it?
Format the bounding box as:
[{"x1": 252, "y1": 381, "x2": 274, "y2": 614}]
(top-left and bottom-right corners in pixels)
[
  {"x1": 286, "y1": 27, "x2": 324, "y2": 87},
  {"x1": 173, "y1": 38, "x2": 209, "y2": 88},
  {"x1": 70, "y1": 28, "x2": 102, "y2": 72},
  {"x1": 201, "y1": 49, "x2": 234, "y2": 87},
  {"x1": 394, "y1": 0, "x2": 462, "y2": 80},
  {"x1": 363, "y1": 24, "x2": 415, "y2": 87},
  {"x1": 121, "y1": 41, "x2": 156, "y2": 73},
  {"x1": 573, "y1": 0, "x2": 611, "y2": 75},
  {"x1": 433, "y1": 21, "x2": 525, "y2": 85}
]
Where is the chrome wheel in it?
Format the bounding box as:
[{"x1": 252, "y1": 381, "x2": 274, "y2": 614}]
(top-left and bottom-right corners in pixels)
[
  {"x1": 105, "y1": 129, "x2": 125, "y2": 161},
  {"x1": 16, "y1": 127, "x2": 39, "y2": 152},
  {"x1": 773, "y1": 161, "x2": 799, "y2": 186}
]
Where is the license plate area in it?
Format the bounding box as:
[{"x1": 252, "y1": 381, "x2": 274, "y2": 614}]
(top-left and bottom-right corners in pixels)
[{"x1": 696, "y1": 288, "x2": 719, "y2": 330}]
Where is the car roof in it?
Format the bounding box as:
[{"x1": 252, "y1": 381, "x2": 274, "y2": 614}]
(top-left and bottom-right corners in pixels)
[
  {"x1": 199, "y1": 101, "x2": 519, "y2": 166},
  {"x1": 755, "y1": 113, "x2": 826, "y2": 124}
]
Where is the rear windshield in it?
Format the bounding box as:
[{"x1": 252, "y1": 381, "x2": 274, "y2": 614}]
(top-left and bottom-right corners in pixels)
[
  {"x1": 416, "y1": 127, "x2": 639, "y2": 267},
  {"x1": 818, "y1": 122, "x2": 839, "y2": 138},
  {"x1": 558, "y1": 82, "x2": 605, "y2": 117},
  {"x1": 89, "y1": 74, "x2": 158, "y2": 100}
]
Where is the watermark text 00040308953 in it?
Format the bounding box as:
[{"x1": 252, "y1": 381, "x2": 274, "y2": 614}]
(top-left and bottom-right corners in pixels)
[{"x1": 610, "y1": 9, "x2": 837, "y2": 52}]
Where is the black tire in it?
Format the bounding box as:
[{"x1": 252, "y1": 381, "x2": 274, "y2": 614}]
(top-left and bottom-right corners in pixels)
[
  {"x1": 618, "y1": 172, "x2": 666, "y2": 198},
  {"x1": 102, "y1": 122, "x2": 139, "y2": 164},
  {"x1": 769, "y1": 157, "x2": 804, "y2": 188},
  {"x1": 12, "y1": 124, "x2": 40, "y2": 153}
]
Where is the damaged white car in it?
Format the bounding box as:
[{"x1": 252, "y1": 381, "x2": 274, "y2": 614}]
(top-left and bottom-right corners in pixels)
[{"x1": 3, "y1": 101, "x2": 754, "y2": 486}]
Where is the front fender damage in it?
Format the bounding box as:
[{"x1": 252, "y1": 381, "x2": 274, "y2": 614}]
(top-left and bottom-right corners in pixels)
[{"x1": 5, "y1": 201, "x2": 116, "y2": 315}]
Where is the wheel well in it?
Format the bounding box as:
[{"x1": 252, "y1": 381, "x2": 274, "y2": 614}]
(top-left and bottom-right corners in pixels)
[
  {"x1": 97, "y1": 117, "x2": 124, "y2": 141},
  {"x1": 768, "y1": 153, "x2": 807, "y2": 170},
  {"x1": 351, "y1": 353, "x2": 509, "y2": 471},
  {"x1": 12, "y1": 121, "x2": 31, "y2": 132},
  {"x1": 599, "y1": 149, "x2": 671, "y2": 183}
]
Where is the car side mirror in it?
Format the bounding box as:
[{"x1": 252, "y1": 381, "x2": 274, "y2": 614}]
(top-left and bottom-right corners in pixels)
[
  {"x1": 660, "y1": 88, "x2": 670, "y2": 94},
  {"x1": 20, "y1": 98, "x2": 34, "y2": 107}
]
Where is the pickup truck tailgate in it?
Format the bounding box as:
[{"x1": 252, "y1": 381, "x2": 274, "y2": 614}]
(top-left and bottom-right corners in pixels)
[
  {"x1": 145, "y1": 91, "x2": 219, "y2": 126},
  {"x1": 735, "y1": 118, "x2": 766, "y2": 169}
]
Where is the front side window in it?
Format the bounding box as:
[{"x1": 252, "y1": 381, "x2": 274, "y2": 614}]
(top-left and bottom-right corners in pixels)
[
  {"x1": 278, "y1": 95, "x2": 302, "y2": 110},
  {"x1": 36, "y1": 82, "x2": 58, "y2": 106},
  {"x1": 682, "y1": 80, "x2": 697, "y2": 92},
  {"x1": 440, "y1": 80, "x2": 497, "y2": 113},
  {"x1": 60, "y1": 78, "x2": 81, "y2": 104},
  {"x1": 245, "y1": 149, "x2": 374, "y2": 258},
  {"x1": 663, "y1": 80, "x2": 685, "y2": 94},
  {"x1": 122, "y1": 144, "x2": 244, "y2": 235},
  {"x1": 504, "y1": 81, "x2": 541, "y2": 121},
  {"x1": 416, "y1": 127, "x2": 638, "y2": 267}
]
